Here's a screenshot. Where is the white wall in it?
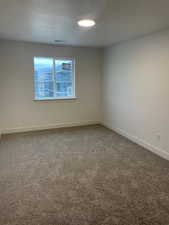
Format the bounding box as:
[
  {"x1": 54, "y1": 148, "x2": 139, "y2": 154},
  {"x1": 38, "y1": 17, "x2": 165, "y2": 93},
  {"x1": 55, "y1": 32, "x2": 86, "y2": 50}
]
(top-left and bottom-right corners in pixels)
[
  {"x1": 102, "y1": 29, "x2": 169, "y2": 160},
  {"x1": 0, "y1": 40, "x2": 102, "y2": 133},
  {"x1": 2, "y1": 30, "x2": 169, "y2": 160}
]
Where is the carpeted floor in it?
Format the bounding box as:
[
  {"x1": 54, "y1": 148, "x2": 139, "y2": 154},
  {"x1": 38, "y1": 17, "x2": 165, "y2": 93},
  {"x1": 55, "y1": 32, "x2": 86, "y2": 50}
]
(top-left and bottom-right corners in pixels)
[{"x1": 0, "y1": 125, "x2": 169, "y2": 225}]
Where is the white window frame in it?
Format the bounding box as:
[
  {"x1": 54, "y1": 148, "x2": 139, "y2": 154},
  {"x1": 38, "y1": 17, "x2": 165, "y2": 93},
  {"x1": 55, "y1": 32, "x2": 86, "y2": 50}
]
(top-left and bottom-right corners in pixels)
[{"x1": 33, "y1": 57, "x2": 76, "y2": 101}]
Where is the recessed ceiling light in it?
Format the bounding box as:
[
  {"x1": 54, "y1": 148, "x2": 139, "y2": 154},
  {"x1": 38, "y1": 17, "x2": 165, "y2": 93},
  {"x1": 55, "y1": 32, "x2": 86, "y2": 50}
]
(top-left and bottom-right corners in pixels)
[{"x1": 77, "y1": 19, "x2": 96, "y2": 27}]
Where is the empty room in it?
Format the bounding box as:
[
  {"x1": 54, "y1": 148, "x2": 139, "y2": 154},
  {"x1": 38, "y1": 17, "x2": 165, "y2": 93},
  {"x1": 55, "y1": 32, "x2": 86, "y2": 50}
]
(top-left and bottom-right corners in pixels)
[{"x1": 1, "y1": 0, "x2": 169, "y2": 225}]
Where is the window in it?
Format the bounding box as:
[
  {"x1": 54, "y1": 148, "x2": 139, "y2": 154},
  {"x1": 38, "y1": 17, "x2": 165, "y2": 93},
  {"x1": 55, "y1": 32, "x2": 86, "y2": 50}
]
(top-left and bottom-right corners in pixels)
[{"x1": 34, "y1": 57, "x2": 75, "y2": 100}]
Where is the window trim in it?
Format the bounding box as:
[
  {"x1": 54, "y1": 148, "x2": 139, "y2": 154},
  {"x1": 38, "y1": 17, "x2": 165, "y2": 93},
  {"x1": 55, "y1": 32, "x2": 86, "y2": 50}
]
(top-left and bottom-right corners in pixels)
[{"x1": 33, "y1": 57, "x2": 76, "y2": 101}]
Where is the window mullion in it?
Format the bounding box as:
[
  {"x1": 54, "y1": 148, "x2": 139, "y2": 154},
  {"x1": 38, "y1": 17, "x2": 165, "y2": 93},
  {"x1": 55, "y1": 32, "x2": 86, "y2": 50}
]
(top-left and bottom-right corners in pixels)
[{"x1": 53, "y1": 59, "x2": 57, "y2": 98}]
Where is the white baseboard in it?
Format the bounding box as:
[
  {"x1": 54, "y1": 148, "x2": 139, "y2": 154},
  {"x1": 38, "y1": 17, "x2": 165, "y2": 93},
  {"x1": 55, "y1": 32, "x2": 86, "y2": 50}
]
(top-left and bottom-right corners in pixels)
[
  {"x1": 3, "y1": 121, "x2": 169, "y2": 161},
  {"x1": 3, "y1": 121, "x2": 100, "y2": 135},
  {"x1": 102, "y1": 123, "x2": 169, "y2": 161}
]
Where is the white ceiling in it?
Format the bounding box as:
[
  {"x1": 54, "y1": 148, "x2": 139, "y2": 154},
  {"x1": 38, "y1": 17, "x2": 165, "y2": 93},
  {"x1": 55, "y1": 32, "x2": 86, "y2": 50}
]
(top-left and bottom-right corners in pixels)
[{"x1": 0, "y1": 0, "x2": 169, "y2": 47}]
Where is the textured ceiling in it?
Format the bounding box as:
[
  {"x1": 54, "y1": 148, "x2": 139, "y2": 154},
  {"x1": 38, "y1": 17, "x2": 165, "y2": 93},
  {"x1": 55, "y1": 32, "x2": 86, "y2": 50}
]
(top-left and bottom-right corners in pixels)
[{"x1": 0, "y1": 0, "x2": 169, "y2": 47}]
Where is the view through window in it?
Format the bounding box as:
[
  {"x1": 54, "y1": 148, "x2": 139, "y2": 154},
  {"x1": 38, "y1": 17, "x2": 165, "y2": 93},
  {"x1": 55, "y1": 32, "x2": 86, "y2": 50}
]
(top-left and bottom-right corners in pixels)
[{"x1": 34, "y1": 57, "x2": 75, "y2": 100}]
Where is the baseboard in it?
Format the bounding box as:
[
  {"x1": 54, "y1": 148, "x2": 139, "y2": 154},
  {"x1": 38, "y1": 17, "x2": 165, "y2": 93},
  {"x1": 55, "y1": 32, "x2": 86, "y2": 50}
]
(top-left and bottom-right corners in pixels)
[
  {"x1": 3, "y1": 121, "x2": 100, "y2": 134},
  {"x1": 3, "y1": 121, "x2": 169, "y2": 161},
  {"x1": 102, "y1": 123, "x2": 169, "y2": 161}
]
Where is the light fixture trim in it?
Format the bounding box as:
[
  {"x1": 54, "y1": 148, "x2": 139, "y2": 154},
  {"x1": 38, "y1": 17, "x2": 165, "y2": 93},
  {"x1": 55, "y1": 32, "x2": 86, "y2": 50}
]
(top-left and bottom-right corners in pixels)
[{"x1": 78, "y1": 19, "x2": 96, "y2": 27}]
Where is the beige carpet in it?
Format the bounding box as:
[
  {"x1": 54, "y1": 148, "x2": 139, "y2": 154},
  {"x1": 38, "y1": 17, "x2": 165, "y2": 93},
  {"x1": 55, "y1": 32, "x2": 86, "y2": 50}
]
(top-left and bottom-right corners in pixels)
[{"x1": 0, "y1": 125, "x2": 169, "y2": 225}]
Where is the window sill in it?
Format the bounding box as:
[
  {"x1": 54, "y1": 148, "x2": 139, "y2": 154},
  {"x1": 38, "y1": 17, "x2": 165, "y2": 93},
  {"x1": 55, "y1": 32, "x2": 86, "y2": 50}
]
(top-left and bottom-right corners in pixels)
[{"x1": 33, "y1": 97, "x2": 79, "y2": 101}]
